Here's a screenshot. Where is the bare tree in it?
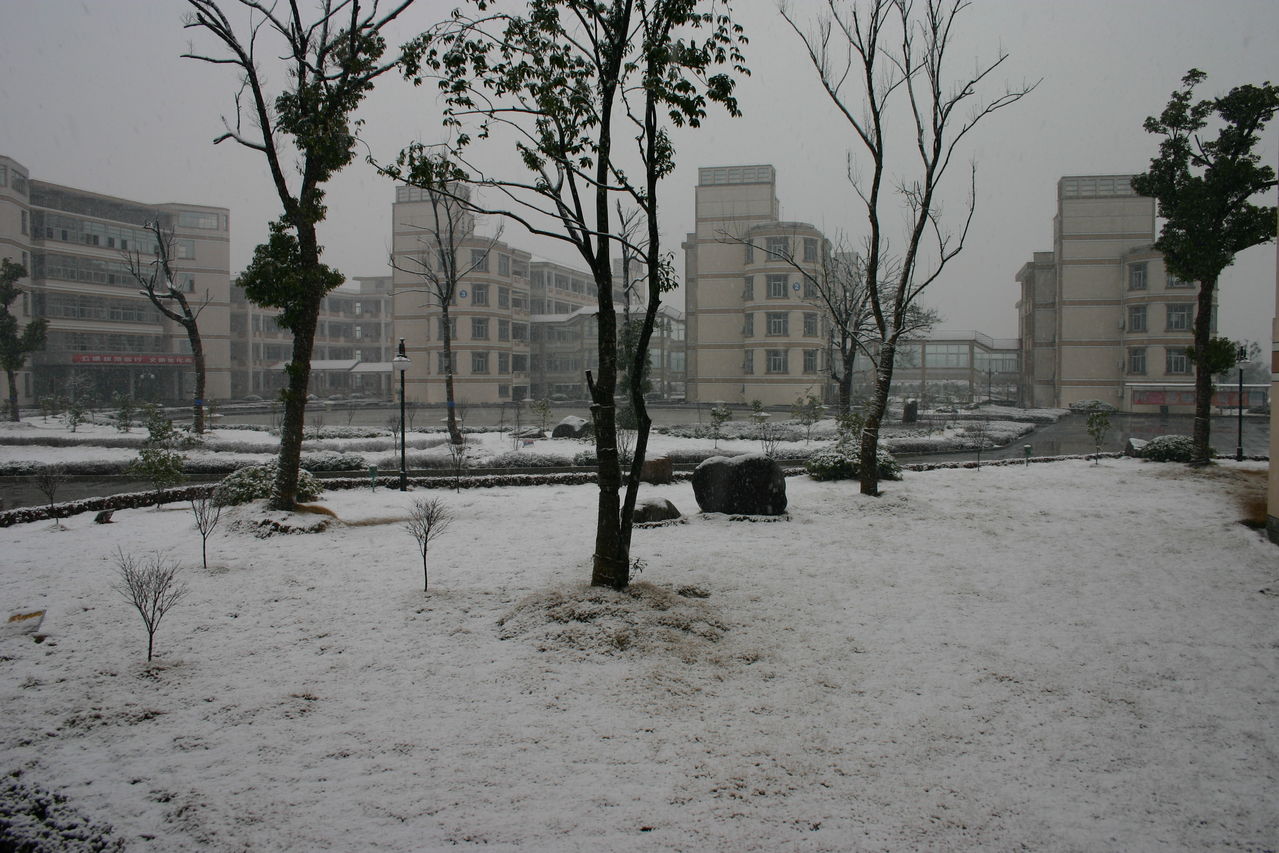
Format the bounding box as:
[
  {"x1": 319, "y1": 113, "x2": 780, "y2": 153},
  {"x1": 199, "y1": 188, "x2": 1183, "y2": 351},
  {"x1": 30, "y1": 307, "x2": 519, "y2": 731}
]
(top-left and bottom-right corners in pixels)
[
  {"x1": 390, "y1": 159, "x2": 501, "y2": 445},
  {"x1": 190, "y1": 493, "x2": 224, "y2": 570},
  {"x1": 184, "y1": 0, "x2": 415, "y2": 510},
  {"x1": 124, "y1": 221, "x2": 212, "y2": 433},
  {"x1": 114, "y1": 550, "x2": 189, "y2": 662},
  {"x1": 405, "y1": 498, "x2": 453, "y2": 591},
  {"x1": 781, "y1": 0, "x2": 1036, "y2": 495},
  {"x1": 35, "y1": 465, "x2": 66, "y2": 527},
  {"x1": 389, "y1": 0, "x2": 746, "y2": 588}
]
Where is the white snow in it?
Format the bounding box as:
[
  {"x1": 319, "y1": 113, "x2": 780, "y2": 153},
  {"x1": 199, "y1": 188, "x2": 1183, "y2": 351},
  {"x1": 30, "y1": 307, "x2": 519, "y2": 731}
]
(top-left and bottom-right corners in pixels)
[{"x1": 1, "y1": 448, "x2": 1276, "y2": 851}]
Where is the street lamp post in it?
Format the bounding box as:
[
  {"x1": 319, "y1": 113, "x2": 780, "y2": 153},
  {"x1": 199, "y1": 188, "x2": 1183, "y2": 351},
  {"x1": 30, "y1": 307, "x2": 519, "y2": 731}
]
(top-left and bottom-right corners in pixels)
[
  {"x1": 394, "y1": 338, "x2": 411, "y2": 491},
  {"x1": 1236, "y1": 343, "x2": 1248, "y2": 462}
]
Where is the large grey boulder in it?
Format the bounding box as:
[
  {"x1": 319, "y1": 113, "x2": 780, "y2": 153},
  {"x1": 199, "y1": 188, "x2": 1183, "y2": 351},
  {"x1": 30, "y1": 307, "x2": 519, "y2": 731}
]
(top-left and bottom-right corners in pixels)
[
  {"x1": 551, "y1": 415, "x2": 590, "y2": 438},
  {"x1": 692, "y1": 453, "x2": 788, "y2": 516}
]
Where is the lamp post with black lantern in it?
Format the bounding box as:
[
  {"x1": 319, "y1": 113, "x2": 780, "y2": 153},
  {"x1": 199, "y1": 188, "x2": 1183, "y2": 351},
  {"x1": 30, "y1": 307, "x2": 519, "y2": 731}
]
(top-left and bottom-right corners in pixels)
[{"x1": 394, "y1": 338, "x2": 411, "y2": 490}]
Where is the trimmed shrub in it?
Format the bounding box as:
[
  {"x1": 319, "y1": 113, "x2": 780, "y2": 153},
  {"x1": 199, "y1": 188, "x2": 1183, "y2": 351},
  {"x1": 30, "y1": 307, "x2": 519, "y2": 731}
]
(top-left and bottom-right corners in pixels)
[
  {"x1": 1136, "y1": 434, "x2": 1200, "y2": 463},
  {"x1": 299, "y1": 451, "x2": 366, "y2": 471},
  {"x1": 805, "y1": 441, "x2": 902, "y2": 482},
  {"x1": 215, "y1": 462, "x2": 322, "y2": 506},
  {"x1": 485, "y1": 451, "x2": 573, "y2": 468}
]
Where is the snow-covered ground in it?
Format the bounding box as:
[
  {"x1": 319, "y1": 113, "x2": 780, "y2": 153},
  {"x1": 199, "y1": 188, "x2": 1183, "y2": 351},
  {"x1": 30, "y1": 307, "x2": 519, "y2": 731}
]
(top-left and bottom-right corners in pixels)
[{"x1": 2, "y1": 454, "x2": 1276, "y2": 851}]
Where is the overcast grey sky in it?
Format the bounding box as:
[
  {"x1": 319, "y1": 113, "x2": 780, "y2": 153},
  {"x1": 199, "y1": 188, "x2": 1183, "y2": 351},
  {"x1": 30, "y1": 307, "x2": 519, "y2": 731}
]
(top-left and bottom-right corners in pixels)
[{"x1": 2, "y1": 0, "x2": 1276, "y2": 345}]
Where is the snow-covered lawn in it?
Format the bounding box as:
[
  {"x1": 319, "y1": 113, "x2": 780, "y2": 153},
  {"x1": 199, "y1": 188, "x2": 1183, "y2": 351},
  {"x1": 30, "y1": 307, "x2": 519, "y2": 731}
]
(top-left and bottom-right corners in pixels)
[{"x1": 2, "y1": 458, "x2": 1276, "y2": 851}]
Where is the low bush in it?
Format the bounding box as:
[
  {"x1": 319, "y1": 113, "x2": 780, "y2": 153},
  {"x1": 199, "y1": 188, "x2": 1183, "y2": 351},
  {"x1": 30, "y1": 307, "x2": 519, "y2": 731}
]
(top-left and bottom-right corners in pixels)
[
  {"x1": 299, "y1": 451, "x2": 367, "y2": 471},
  {"x1": 1136, "y1": 434, "x2": 1200, "y2": 463},
  {"x1": 805, "y1": 441, "x2": 902, "y2": 482},
  {"x1": 484, "y1": 451, "x2": 573, "y2": 468},
  {"x1": 215, "y1": 462, "x2": 322, "y2": 505}
]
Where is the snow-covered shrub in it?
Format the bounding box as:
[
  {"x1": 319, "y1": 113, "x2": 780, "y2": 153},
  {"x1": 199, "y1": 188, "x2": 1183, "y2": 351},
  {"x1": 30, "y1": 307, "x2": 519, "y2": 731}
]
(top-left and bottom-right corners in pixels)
[
  {"x1": 299, "y1": 451, "x2": 366, "y2": 471},
  {"x1": 215, "y1": 462, "x2": 322, "y2": 505},
  {"x1": 1069, "y1": 399, "x2": 1117, "y2": 413},
  {"x1": 805, "y1": 442, "x2": 902, "y2": 482},
  {"x1": 1136, "y1": 434, "x2": 1200, "y2": 463},
  {"x1": 484, "y1": 451, "x2": 572, "y2": 468}
]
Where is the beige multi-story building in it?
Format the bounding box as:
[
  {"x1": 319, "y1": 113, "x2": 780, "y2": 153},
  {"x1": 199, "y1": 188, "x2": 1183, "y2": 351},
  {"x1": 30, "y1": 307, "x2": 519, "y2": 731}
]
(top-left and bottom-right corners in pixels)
[
  {"x1": 529, "y1": 303, "x2": 685, "y2": 401},
  {"x1": 0, "y1": 154, "x2": 231, "y2": 410},
  {"x1": 229, "y1": 274, "x2": 394, "y2": 400},
  {"x1": 684, "y1": 165, "x2": 832, "y2": 406},
  {"x1": 391, "y1": 181, "x2": 679, "y2": 406},
  {"x1": 391, "y1": 184, "x2": 534, "y2": 405},
  {"x1": 1017, "y1": 174, "x2": 1207, "y2": 412}
]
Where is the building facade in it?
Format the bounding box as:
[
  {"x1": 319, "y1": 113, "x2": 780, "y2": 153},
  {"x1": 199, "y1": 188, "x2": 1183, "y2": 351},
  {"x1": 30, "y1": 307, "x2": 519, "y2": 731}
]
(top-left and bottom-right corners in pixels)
[
  {"x1": 684, "y1": 165, "x2": 834, "y2": 406},
  {"x1": 229, "y1": 275, "x2": 393, "y2": 400},
  {"x1": 391, "y1": 184, "x2": 535, "y2": 405},
  {"x1": 0, "y1": 154, "x2": 231, "y2": 409},
  {"x1": 1016, "y1": 174, "x2": 1211, "y2": 413},
  {"x1": 390, "y1": 184, "x2": 681, "y2": 407}
]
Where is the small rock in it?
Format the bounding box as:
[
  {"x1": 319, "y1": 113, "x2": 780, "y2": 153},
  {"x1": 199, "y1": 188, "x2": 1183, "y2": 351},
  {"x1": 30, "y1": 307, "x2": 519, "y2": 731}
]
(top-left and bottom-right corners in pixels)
[{"x1": 634, "y1": 497, "x2": 681, "y2": 524}]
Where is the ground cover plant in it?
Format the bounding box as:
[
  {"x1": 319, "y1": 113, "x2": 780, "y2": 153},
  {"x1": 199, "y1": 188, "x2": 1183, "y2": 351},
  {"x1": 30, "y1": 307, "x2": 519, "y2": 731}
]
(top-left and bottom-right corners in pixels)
[{"x1": 0, "y1": 455, "x2": 1275, "y2": 851}]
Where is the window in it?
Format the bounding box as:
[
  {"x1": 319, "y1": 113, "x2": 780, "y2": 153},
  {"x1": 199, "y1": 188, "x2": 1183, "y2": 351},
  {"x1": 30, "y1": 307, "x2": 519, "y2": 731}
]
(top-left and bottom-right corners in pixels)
[
  {"x1": 1127, "y1": 304, "x2": 1147, "y2": 333},
  {"x1": 1129, "y1": 262, "x2": 1147, "y2": 290},
  {"x1": 924, "y1": 344, "x2": 970, "y2": 368},
  {"x1": 803, "y1": 237, "x2": 818, "y2": 262},
  {"x1": 470, "y1": 249, "x2": 489, "y2": 272},
  {"x1": 766, "y1": 312, "x2": 789, "y2": 336},
  {"x1": 766, "y1": 275, "x2": 787, "y2": 299},
  {"x1": 175, "y1": 239, "x2": 196, "y2": 259},
  {"x1": 1166, "y1": 303, "x2": 1193, "y2": 331},
  {"x1": 472, "y1": 283, "x2": 489, "y2": 306},
  {"x1": 438, "y1": 316, "x2": 457, "y2": 340},
  {"x1": 472, "y1": 351, "x2": 489, "y2": 374},
  {"x1": 803, "y1": 349, "x2": 819, "y2": 373},
  {"x1": 354, "y1": 325, "x2": 363, "y2": 340},
  {"x1": 744, "y1": 241, "x2": 754, "y2": 263},
  {"x1": 498, "y1": 286, "x2": 510, "y2": 308},
  {"x1": 742, "y1": 276, "x2": 754, "y2": 300},
  {"x1": 743, "y1": 350, "x2": 754, "y2": 374},
  {"x1": 20, "y1": 210, "x2": 28, "y2": 236},
  {"x1": 1166, "y1": 347, "x2": 1190, "y2": 374},
  {"x1": 766, "y1": 236, "x2": 789, "y2": 259},
  {"x1": 498, "y1": 319, "x2": 510, "y2": 341},
  {"x1": 803, "y1": 312, "x2": 818, "y2": 337},
  {"x1": 437, "y1": 352, "x2": 452, "y2": 373},
  {"x1": 1128, "y1": 347, "x2": 1146, "y2": 375},
  {"x1": 498, "y1": 254, "x2": 510, "y2": 276},
  {"x1": 498, "y1": 352, "x2": 510, "y2": 374},
  {"x1": 743, "y1": 312, "x2": 754, "y2": 336},
  {"x1": 512, "y1": 354, "x2": 528, "y2": 373},
  {"x1": 178, "y1": 211, "x2": 220, "y2": 230},
  {"x1": 512, "y1": 322, "x2": 528, "y2": 341},
  {"x1": 804, "y1": 278, "x2": 818, "y2": 299},
  {"x1": 471, "y1": 317, "x2": 489, "y2": 339},
  {"x1": 1166, "y1": 273, "x2": 1194, "y2": 289},
  {"x1": 766, "y1": 349, "x2": 788, "y2": 374}
]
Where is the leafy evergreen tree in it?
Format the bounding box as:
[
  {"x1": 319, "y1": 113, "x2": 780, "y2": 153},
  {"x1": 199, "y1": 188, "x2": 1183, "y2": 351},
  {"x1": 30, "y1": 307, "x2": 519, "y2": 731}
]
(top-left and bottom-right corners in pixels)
[
  {"x1": 1132, "y1": 69, "x2": 1279, "y2": 464},
  {"x1": 0, "y1": 259, "x2": 48, "y2": 422}
]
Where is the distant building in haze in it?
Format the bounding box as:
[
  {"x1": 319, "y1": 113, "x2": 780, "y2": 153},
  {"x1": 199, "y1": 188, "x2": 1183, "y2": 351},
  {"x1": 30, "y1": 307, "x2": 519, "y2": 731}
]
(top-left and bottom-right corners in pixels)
[
  {"x1": 1015, "y1": 174, "x2": 1236, "y2": 413},
  {"x1": 0, "y1": 154, "x2": 230, "y2": 409}
]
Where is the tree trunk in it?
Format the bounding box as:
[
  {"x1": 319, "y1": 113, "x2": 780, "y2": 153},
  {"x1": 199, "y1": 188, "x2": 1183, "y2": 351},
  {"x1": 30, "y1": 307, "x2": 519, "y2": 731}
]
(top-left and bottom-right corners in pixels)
[
  {"x1": 5, "y1": 368, "x2": 18, "y2": 422},
  {"x1": 187, "y1": 321, "x2": 206, "y2": 434},
  {"x1": 270, "y1": 293, "x2": 320, "y2": 511},
  {"x1": 590, "y1": 298, "x2": 628, "y2": 589},
  {"x1": 859, "y1": 341, "x2": 896, "y2": 496},
  {"x1": 441, "y1": 305, "x2": 462, "y2": 445},
  {"x1": 837, "y1": 348, "x2": 857, "y2": 416},
  {"x1": 1191, "y1": 276, "x2": 1218, "y2": 465}
]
